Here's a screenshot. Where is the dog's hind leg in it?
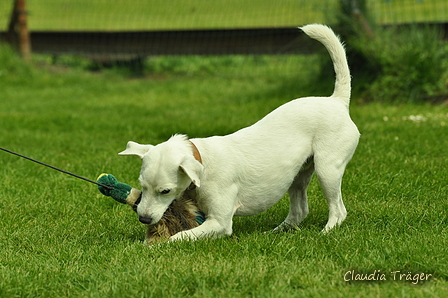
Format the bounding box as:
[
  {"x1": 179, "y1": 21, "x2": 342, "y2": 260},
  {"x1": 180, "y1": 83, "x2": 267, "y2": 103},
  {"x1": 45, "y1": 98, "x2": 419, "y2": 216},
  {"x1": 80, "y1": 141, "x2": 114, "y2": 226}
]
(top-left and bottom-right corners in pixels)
[
  {"x1": 273, "y1": 159, "x2": 315, "y2": 232},
  {"x1": 314, "y1": 157, "x2": 350, "y2": 233}
]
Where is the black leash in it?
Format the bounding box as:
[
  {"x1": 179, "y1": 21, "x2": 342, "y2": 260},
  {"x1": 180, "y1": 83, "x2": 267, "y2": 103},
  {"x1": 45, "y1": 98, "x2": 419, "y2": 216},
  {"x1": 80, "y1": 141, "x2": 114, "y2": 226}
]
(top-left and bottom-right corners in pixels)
[{"x1": 0, "y1": 147, "x2": 114, "y2": 190}]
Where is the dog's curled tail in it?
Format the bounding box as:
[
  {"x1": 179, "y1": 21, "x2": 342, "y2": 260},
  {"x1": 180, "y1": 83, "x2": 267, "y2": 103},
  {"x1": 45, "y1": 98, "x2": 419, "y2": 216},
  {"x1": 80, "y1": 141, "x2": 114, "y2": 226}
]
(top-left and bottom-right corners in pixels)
[{"x1": 300, "y1": 24, "x2": 351, "y2": 108}]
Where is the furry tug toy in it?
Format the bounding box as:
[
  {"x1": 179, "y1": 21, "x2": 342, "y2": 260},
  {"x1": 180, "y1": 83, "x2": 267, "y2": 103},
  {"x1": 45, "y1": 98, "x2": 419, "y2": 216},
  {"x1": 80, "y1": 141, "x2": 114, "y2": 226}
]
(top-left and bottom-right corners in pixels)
[{"x1": 97, "y1": 174, "x2": 205, "y2": 243}]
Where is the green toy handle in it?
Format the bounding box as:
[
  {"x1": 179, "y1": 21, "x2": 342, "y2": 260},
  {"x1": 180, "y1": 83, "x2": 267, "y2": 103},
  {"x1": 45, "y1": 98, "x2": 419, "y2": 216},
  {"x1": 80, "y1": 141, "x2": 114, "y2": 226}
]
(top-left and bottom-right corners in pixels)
[{"x1": 97, "y1": 173, "x2": 132, "y2": 204}]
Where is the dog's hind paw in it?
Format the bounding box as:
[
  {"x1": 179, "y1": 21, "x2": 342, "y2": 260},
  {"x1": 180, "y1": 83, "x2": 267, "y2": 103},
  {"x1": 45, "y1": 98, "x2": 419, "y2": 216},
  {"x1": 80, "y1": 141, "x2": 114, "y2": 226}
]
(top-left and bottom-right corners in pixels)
[
  {"x1": 322, "y1": 219, "x2": 346, "y2": 234},
  {"x1": 271, "y1": 221, "x2": 300, "y2": 233}
]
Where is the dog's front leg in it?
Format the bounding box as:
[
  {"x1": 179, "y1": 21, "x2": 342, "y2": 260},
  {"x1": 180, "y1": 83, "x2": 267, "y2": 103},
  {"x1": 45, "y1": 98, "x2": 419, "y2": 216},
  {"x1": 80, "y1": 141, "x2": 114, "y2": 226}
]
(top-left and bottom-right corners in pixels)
[
  {"x1": 169, "y1": 217, "x2": 232, "y2": 241},
  {"x1": 169, "y1": 188, "x2": 237, "y2": 241}
]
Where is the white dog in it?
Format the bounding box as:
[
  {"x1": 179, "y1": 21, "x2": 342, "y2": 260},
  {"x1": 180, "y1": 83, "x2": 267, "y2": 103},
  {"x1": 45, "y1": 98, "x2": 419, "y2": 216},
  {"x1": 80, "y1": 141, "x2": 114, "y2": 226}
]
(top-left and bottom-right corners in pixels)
[{"x1": 119, "y1": 24, "x2": 360, "y2": 241}]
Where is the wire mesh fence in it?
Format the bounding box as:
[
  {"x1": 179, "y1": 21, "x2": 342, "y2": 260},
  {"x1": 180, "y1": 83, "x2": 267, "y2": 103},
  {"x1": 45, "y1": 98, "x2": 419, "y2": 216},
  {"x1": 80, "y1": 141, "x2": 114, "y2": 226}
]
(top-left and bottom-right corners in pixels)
[
  {"x1": 1, "y1": 0, "x2": 447, "y2": 79},
  {"x1": 1, "y1": 0, "x2": 447, "y2": 32},
  {"x1": 371, "y1": 0, "x2": 448, "y2": 24},
  {"x1": 0, "y1": 1, "x2": 333, "y2": 31}
]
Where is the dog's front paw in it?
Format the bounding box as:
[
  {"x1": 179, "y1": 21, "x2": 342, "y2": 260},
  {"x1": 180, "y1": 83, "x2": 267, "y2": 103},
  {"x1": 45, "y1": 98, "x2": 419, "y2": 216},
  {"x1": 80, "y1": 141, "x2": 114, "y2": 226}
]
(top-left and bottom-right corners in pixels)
[{"x1": 169, "y1": 230, "x2": 199, "y2": 242}]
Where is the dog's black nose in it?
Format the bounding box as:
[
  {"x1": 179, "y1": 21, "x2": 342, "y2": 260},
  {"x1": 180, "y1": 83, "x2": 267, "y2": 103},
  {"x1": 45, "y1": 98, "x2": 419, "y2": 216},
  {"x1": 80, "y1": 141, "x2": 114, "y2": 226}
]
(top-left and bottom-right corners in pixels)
[{"x1": 138, "y1": 215, "x2": 153, "y2": 224}]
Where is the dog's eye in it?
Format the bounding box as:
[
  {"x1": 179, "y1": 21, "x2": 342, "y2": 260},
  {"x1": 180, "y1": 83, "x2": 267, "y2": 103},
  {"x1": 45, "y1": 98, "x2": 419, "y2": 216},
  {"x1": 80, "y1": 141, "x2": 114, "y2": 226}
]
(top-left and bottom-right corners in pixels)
[{"x1": 160, "y1": 189, "x2": 171, "y2": 195}]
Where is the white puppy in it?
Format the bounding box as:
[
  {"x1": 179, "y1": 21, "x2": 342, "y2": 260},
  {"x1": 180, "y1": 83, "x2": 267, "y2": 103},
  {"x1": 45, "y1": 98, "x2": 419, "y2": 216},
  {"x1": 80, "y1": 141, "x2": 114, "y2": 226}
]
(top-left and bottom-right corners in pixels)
[{"x1": 119, "y1": 24, "x2": 360, "y2": 241}]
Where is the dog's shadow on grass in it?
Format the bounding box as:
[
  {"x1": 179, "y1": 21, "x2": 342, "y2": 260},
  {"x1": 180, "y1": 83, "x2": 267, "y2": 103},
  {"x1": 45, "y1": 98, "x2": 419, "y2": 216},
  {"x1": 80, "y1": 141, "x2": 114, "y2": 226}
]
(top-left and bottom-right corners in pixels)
[
  {"x1": 232, "y1": 212, "x2": 328, "y2": 237},
  {"x1": 230, "y1": 195, "x2": 330, "y2": 236}
]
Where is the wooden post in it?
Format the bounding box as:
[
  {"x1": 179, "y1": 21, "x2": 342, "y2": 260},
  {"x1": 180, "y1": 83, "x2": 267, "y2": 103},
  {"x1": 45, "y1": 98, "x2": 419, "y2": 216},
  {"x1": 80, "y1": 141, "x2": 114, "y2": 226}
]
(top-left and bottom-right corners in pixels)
[
  {"x1": 351, "y1": 0, "x2": 375, "y2": 39},
  {"x1": 8, "y1": 0, "x2": 31, "y2": 61}
]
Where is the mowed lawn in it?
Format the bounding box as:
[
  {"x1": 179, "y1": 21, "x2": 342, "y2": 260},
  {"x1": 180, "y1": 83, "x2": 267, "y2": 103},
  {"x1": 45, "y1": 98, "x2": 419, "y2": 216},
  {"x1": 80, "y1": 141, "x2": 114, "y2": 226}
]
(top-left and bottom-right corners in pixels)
[{"x1": 0, "y1": 47, "x2": 447, "y2": 297}]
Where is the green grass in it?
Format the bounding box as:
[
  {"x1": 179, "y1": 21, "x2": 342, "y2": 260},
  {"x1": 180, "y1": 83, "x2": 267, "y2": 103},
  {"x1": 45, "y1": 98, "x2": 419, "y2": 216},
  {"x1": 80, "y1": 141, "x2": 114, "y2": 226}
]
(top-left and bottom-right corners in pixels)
[
  {"x1": 1, "y1": 0, "x2": 447, "y2": 31},
  {"x1": 1, "y1": 48, "x2": 448, "y2": 297}
]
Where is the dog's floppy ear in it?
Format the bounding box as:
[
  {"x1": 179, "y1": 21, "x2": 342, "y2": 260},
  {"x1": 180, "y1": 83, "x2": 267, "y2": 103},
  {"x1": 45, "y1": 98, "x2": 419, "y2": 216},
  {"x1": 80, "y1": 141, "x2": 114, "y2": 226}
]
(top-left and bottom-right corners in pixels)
[
  {"x1": 179, "y1": 155, "x2": 203, "y2": 188},
  {"x1": 118, "y1": 141, "x2": 153, "y2": 158}
]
